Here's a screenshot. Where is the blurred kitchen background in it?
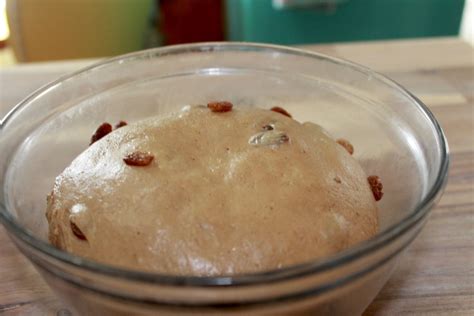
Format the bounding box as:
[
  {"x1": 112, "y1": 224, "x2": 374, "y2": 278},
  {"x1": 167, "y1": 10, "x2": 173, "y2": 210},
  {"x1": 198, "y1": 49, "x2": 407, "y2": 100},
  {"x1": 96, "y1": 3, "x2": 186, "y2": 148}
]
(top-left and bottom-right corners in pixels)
[{"x1": 0, "y1": 0, "x2": 472, "y2": 65}]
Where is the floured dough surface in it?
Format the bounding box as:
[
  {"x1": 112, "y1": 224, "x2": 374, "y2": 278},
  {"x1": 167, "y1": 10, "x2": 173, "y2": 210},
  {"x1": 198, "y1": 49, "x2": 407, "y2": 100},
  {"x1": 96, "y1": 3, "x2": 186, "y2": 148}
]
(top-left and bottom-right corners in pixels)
[{"x1": 46, "y1": 105, "x2": 378, "y2": 276}]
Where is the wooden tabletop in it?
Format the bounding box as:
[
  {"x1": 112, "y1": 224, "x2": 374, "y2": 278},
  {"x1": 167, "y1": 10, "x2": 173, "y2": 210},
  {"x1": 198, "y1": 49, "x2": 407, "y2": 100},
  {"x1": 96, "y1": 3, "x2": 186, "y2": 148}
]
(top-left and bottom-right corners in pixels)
[{"x1": 1, "y1": 37, "x2": 473, "y2": 315}]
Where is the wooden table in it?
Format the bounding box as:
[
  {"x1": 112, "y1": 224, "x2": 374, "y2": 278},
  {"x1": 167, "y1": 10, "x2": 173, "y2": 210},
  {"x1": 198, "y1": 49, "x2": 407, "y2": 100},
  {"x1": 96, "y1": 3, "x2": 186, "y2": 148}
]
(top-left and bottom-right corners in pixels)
[{"x1": 1, "y1": 38, "x2": 473, "y2": 315}]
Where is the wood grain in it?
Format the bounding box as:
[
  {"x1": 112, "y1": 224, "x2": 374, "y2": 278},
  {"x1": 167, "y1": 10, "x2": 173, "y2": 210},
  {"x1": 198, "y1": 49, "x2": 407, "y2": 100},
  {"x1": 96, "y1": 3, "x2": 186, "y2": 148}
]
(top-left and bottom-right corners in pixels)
[{"x1": 0, "y1": 38, "x2": 473, "y2": 315}]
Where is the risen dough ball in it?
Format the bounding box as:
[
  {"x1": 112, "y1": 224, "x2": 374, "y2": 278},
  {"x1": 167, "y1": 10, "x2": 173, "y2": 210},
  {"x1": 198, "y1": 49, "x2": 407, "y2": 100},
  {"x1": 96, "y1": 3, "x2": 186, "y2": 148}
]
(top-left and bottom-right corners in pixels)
[{"x1": 46, "y1": 106, "x2": 378, "y2": 276}]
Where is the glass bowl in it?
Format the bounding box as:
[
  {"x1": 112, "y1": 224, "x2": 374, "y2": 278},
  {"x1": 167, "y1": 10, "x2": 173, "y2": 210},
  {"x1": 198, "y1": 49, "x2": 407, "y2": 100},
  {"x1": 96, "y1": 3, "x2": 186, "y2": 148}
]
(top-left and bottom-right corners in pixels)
[{"x1": 0, "y1": 43, "x2": 449, "y2": 315}]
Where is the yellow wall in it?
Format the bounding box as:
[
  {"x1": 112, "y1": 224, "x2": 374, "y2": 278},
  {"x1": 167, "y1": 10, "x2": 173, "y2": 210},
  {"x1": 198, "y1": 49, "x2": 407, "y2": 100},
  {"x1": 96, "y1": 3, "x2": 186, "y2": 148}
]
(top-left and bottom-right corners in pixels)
[{"x1": 7, "y1": 0, "x2": 153, "y2": 62}]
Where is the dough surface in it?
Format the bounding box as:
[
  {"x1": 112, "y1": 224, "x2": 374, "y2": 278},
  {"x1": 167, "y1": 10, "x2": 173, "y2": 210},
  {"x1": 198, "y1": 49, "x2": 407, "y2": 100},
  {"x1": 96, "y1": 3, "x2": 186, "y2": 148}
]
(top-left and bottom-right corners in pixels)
[{"x1": 46, "y1": 105, "x2": 378, "y2": 276}]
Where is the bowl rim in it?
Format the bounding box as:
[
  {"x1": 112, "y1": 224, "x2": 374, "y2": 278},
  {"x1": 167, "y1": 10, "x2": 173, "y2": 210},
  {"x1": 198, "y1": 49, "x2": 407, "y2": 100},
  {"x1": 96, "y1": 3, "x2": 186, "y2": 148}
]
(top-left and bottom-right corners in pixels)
[{"x1": 0, "y1": 42, "x2": 450, "y2": 287}]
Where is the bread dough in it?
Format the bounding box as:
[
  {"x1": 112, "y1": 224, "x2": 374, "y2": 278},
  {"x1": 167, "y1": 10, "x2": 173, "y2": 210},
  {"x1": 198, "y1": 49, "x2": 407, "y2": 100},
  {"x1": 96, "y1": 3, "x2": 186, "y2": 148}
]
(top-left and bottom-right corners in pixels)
[{"x1": 46, "y1": 105, "x2": 378, "y2": 276}]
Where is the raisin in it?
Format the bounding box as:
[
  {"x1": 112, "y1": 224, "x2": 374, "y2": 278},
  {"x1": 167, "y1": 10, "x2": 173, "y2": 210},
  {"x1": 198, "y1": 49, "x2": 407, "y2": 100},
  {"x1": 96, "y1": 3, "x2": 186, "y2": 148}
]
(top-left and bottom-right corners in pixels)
[
  {"x1": 336, "y1": 138, "x2": 354, "y2": 155},
  {"x1": 368, "y1": 175, "x2": 384, "y2": 201},
  {"x1": 270, "y1": 106, "x2": 292, "y2": 118},
  {"x1": 123, "y1": 152, "x2": 155, "y2": 167},
  {"x1": 70, "y1": 221, "x2": 87, "y2": 241},
  {"x1": 262, "y1": 124, "x2": 274, "y2": 131},
  {"x1": 90, "y1": 122, "x2": 112, "y2": 145},
  {"x1": 115, "y1": 121, "x2": 128, "y2": 129},
  {"x1": 249, "y1": 130, "x2": 289, "y2": 146},
  {"x1": 207, "y1": 101, "x2": 233, "y2": 113}
]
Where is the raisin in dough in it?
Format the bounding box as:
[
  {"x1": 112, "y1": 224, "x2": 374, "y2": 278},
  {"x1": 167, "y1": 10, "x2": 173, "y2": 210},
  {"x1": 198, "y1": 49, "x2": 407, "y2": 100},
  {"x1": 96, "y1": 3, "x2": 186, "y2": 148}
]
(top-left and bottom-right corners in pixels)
[{"x1": 46, "y1": 105, "x2": 378, "y2": 276}]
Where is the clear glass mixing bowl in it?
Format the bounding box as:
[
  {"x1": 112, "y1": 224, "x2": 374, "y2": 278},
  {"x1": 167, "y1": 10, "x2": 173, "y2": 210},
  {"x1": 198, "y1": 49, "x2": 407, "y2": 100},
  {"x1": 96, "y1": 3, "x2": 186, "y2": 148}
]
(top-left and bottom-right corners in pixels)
[{"x1": 0, "y1": 43, "x2": 449, "y2": 315}]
